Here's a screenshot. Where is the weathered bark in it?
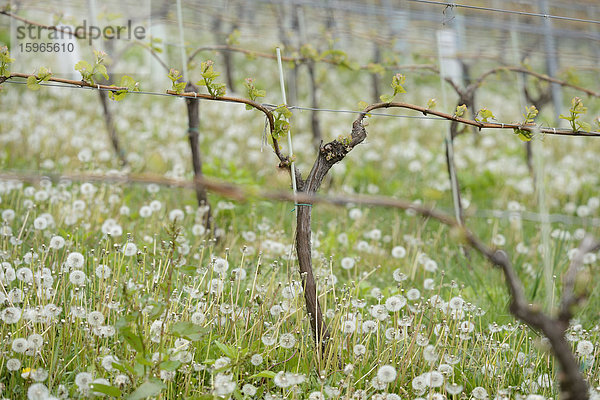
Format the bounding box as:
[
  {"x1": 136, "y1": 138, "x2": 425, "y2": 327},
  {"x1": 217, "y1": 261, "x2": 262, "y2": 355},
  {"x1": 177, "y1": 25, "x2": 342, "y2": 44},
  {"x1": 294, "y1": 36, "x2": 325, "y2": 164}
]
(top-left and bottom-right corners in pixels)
[
  {"x1": 295, "y1": 119, "x2": 367, "y2": 352},
  {"x1": 470, "y1": 241, "x2": 598, "y2": 400},
  {"x1": 98, "y1": 89, "x2": 127, "y2": 166},
  {"x1": 185, "y1": 82, "x2": 212, "y2": 230},
  {"x1": 306, "y1": 61, "x2": 322, "y2": 149}
]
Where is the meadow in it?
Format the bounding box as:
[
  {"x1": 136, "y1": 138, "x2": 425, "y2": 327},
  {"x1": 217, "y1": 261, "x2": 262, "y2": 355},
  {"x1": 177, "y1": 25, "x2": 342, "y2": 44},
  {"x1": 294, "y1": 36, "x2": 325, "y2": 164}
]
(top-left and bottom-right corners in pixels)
[{"x1": 1, "y1": 6, "x2": 600, "y2": 399}]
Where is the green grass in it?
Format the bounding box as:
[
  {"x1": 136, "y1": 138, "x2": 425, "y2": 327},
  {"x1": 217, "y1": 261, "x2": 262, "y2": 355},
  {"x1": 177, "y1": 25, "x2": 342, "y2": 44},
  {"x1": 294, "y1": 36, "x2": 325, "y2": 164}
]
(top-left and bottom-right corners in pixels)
[{"x1": 1, "y1": 51, "x2": 600, "y2": 400}]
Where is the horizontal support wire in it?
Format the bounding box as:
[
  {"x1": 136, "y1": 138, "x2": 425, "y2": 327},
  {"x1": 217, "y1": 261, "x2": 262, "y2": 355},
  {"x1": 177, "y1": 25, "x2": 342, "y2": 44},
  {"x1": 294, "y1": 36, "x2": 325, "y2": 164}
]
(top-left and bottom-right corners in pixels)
[
  {"x1": 404, "y1": 0, "x2": 600, "y2": 25},
  {"x1": 3, "y1": 80, "x2": 600, "y2": 135}
]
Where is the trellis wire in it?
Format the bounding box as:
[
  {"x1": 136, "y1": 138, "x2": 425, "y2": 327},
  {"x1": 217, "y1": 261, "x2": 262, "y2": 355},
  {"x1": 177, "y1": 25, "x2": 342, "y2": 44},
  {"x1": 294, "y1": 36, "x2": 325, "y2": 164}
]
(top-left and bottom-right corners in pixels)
[
  {"x1": 4, "y1": 80, "x2": 600, "y2": 137},
  {"x1": 402, "y1": 0, "x2": 600, "y2": 25}
]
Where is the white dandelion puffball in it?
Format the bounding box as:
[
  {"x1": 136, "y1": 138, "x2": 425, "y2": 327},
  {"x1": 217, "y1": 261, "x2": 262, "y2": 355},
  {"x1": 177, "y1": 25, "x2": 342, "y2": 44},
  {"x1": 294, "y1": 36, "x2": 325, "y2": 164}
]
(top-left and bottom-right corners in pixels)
[
  {"x1": 213, "y1": 257, "x2": 229, "y2": 274},
  {"x1": 69, "y1": 270, "x2": 86, "y2": 286},
  {"x1": 87, "y1": 311, "x2": 105, "y2": 326},
  {"x1": 341, "y1": 257, "x2": 355, "y2": 270},
  {"x1": 49, "y1": 235, "x2": 65, "y2": 249},
  {"x1": 279, "y1": 333, "x2": 296, "y2": 349},
  {"x1": 391, "y1": 245, "x2": 407, "y2": 258},
  {"x1": 577, "y1": 340, "x2": 594, "y2": 357},
  {"x1": 471, "y1": 386, "x2": 488, "y2": 399},
  {"x1": 66, "y1": 252, "x2": 85, "y2": 269},
  {"x1": 377, "y1": 365, "x2": 397, "y2": 383},
  {"x1": 123, "y1": 242, "x2": 137, "y2": 256},
  {"x1": 385, "y1": 295, "x2": 407, "y2": 312}
]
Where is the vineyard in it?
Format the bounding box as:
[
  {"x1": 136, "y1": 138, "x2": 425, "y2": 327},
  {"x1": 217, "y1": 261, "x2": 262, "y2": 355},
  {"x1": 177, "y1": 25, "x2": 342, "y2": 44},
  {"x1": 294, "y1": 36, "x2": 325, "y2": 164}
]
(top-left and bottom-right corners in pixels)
[{"x1": 1, "y1": 0, "x2": 600, "y2": 399}]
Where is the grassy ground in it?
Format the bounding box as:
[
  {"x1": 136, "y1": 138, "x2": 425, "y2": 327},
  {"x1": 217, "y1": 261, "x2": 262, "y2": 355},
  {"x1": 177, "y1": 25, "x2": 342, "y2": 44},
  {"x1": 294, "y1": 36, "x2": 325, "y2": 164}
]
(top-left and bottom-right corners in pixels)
[{"x1": 1, "y1": 53, "x2": 600, "y2": 400}]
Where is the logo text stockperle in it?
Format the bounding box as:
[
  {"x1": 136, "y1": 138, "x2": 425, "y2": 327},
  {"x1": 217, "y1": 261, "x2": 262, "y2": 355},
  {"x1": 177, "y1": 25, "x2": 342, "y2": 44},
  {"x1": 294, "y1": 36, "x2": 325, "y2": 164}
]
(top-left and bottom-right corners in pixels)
[{"x1": 16, "y1": 20, "x2": 146, "y2": 46}]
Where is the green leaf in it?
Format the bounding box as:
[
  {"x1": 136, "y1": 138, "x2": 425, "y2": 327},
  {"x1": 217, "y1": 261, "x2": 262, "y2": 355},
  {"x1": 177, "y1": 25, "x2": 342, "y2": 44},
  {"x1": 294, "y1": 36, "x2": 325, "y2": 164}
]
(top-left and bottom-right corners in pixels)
[
  {"x1": 160, "y1": 360, "x2": 182, "y2": 371},
  {"x1": 74, "y1": 60, "x2": 92, "y2": 77},
  {"x1": 110, "y1": 91, "x2": 127, "y2": 101},
  {"x1": 171, "y1": 321, "x2": 208, "y2": 341},
  {"x1": 455, "y1": 104, "x2": 467, "y2": 117},
  {"x1": 578, "y1": 121, "x2": 592, "y2": 132},
  {"x1": 215, "y1": 341, "x2": 237, "y2": 359},
  {"x1": 476, "y1": 108, "x2": 495, "y2": 123},
  {"x1": 232, "y1": 388, "x2": 244, "y2": 400},
  {"x1": 226, "y1": 29, "x2": 241, "y2": 46},
  {"x1": 37, "y1": 67, "x2": 52, "y2": 81},
  {"x1": 95, "y1": 64, "x2": 109, "y2": 81},
  {"x1": 128, "y1": 379, "x2": 166, "y2": 400},
  {"x1": 135, "y1": 354, "x2": 153, "y2": 366},
  {"x1": 147, "y1": 302, "x2": 165, "y2": 320},
  {"x1": 0, "y1": 46, "x2": 15, "y2": 77},
  {"x1": 513, "y1": 128, "x2": 532, "y2": 142},
  {"x1": 120, "y1": 326, "x2": 144, "y2": 353},
  {"x1": 112, "y1": 361, "x2": 134, "y2": 376},
  {"x1": 115, "y1": 315, "x2": 136, "y2": 329},
  {"x1": 168, "y1": 68, "x2": 182, "y2": 82},
  {"x1": 26, "y1": 76, "x2": 40, "y2": 91},
  {"x1": 178, "y1": 265, "x2": 197, "y2": 276},
  {"x1": 133, "y1": 362, "x2": 145, "y2": 377},
  {"x1": 380, "y1": 94, "x2": 393, "y2": 103},
  {"x1": 249, "y1": 370, "x2": 276, "y2": 379},
  {"x1": 90, "y1": 383, "x2": 122, "y2": 397}
]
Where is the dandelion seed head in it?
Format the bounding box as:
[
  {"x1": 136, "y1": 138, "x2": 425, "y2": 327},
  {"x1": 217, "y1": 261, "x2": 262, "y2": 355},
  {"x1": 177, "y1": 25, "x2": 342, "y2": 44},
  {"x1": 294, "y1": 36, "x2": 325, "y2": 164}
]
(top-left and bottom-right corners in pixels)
[
  {"x1": 66, "y1": 252, "x2": 85, "y2": 270},
  {"x1": 30, "y1": 368, "x2": 48, "y2": 382},
  {"x1": 169, "y1": 209, "x2": 185, "y2": 222},
  {"x1": 377, "y1": 365, "x2": 397, "y2": 383},
  {"x1": 95, "y1": 264, "x2": 111, "y2": 279},
  {"x1": 354, "y1": 344, "x2": 367, "y2": 357},
  {"x1": 537, "y1": 373, "x2": 552, "y2": 388},
  {"x1": 411, "y1": 375, "x2": 427, "y2": 394},
  {"x1": 87, "y1": 311, "x2": 105, "y2": 326},
  {"x1": 242, "y1": 384, "x2": 257, "y2": 396},
  {"x1": 261, "y1": 332, "x2": 276, "y2": 346},
  {"x1": 212, "y1": 257, "x2": 229, "y2": 274},
  {"x1": 250, "y1": 354, "x2": 263, "y2": 366},
  {"x1": 385, "y1": 295, "x2": 407, "y2": 312},
  {"x1": 16, "y1": 267, "x2": 33, "y2": 283},
  {"x1": 371, "y1": 375, "x2": 388, "y2": 390},
  {"x1": 3, "y1": 307, "x2": 22, "y2": 324},
  {"x1": 342, "y1": 319, "x2": 357, "y2": 334},
  {"x1": 191, "y1": 311, "x2": 206, "y2": 325},
  {"x1": 341, "y1": 257, "x2": 355, "y2": 270},
  {"x1": 577, "y1": 340, "x2": 594, "y2": 356},
  {"x1": 471, "y1": 386, "x2": 488, "y2": 399},
  {"x1": 6, "y1": 358, "x2": 21, "y2": 371},
  {"x1": 114, "y1": 374, "x2": 131, "y2": 388},
  {"x1": 445, "y1": 382, "x2": 463, "y2": 395},
  {"x1": 423, "y1": 345, "x2": 439, "y2": 363},
  {"x1": 407, "y1": 288, "x2": 421, "y2": 301},
  {"x1": 75, "y1": 372, "x2": 93, "y2": 390},
  {"x1": 309, "y1": 392, "x2": 325, "y2": 400},
  {"x1": 33, "y1": 216, "x2": 48, "y2": 230},
  {"x1": 69, "y1": 270, "x2": 86, "y2": 286},
  {"x1": 214, "y1": 357, "x2": 231, "y2": 370},
  {"x1": 27, "y1": 383, "x2": 49, "y2": 400},
  {"x1": 279, "y1": 333, "x2": 296, "y2": 349}
]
